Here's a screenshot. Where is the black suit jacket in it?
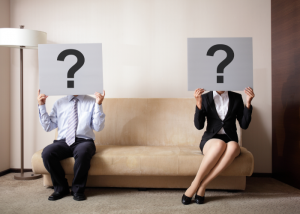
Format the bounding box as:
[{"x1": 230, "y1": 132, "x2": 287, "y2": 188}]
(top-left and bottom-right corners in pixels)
[{"x1": 194, "y1": 91, "x2": 252, "y2": 151}]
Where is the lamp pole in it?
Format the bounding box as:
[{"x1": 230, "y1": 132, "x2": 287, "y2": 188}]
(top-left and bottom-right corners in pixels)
[
  {"x1": 0, "y1": 26, "x2": 46, "y2": 180},
  {"x1": 20, "y1": 25, "x2": 24, "y2": 175},
  {"x1": 14, "y1": 25, "x2": 42, "y2": 180}
]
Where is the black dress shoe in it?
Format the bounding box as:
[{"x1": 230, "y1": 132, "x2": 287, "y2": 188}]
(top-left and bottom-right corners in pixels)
[
  {"x1": 48, "y1": 190, "x2": 70, "y2": 201},
  {"x1": 195, "y1": 194, "x2": 205, "y2": 204},
  {"x1": 71, "y1": 191, "x2": 86, "y2": 201},
  {"x1": 182, "y1": 194, "x2": 192, "y2": 205}
]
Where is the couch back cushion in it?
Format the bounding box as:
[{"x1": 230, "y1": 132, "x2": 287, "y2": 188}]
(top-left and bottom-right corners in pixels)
[{"x1": 92, "y1": 98, "x2": 242, "y2": 147}]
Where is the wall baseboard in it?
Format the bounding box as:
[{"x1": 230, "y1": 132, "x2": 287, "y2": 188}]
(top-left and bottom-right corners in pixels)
[
  {"x1": 251, "y1": 173, "x2": 272, "y2": 177},
  {"x1": 0, "y1": 169, "x2": 11, "y2": 177},
  {"x1": 0, "y1": 168, "x2": 33, "y2": 177}
]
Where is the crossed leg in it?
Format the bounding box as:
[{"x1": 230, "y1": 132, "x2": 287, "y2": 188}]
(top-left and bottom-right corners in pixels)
[
  {"x1": 197, "y1": 141, "x2": 240, "y2": 196},
  {"x1": 184, "y1": 139, "x2": 227, "y2": 197}
]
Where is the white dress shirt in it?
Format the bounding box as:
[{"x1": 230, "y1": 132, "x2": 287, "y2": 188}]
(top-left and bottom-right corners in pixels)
[
  {"x1": 213, "y1": 91, "x2": 229, "y2": 134},
  {"x1": 38, "y1": 95, "x2": 105, "y2": 140}
]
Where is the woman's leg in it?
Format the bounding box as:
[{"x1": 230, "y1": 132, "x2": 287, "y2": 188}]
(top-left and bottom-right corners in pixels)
[
  {"x1": 184, "y1": 139, "x2": 227, "y2": 197},
  {"x1": 196, "y1": 141, "x2": 240, "y2": 196}
]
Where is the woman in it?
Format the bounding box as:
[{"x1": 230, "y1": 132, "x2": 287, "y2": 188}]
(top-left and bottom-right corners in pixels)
[{"x1": 182, "y1": 87, "x2": 255, "y2": 205}]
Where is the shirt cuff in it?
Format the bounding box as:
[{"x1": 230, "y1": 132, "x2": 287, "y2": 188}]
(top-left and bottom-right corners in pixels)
[
  {"x1": 38, "y1": 104, "x2": 47, "y2": 114},
  {"x1": 245, "y1": 104, "x2": 252, "y2": 110},
  {"x1": 94, "y1": 103, "x2": 103, "y2": 113},
  {"x1": 244, "y1": 104, "x2": 253, "y2": 114},
  {"x1": 195, "y1": 105, "x2": 204, "y2": 112}
]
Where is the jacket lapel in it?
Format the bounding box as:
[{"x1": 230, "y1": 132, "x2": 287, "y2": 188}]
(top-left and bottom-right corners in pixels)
[{"x1": 224, "y1": 91, "x2": 234, "y2": 120}]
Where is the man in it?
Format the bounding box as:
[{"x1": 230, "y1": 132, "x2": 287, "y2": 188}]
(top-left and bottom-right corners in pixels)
[{"x1": 37, "y1": 90, "x2": 105, "y2": 201}]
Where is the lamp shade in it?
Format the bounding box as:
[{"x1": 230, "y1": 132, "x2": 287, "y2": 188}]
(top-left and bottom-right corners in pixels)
[{"x1": 0, "y1": 28, "x2": 47, "y2": 49}]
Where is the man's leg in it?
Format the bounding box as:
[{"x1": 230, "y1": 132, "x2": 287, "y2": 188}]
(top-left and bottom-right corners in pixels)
[
  {"x1": 42, "y1": 139, "x2": 73, "y2": 193},
  {"x1": 71, "y1": 139, "x2": 96, "y2": 194}
]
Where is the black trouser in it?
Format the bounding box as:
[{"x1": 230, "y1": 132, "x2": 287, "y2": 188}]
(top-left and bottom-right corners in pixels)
[{"x1": 42, "y1": 138, "x2": 96, "y2": 193}]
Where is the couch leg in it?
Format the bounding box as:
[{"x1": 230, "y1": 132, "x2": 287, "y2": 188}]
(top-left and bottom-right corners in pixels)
[{"x1": 138, "y1": 188, "x2": 147, "y2": 191}]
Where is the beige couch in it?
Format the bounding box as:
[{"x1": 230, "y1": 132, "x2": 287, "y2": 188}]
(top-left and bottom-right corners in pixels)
[{"x1": 32, "y1": 98, "x2": 254, "y2": 190}]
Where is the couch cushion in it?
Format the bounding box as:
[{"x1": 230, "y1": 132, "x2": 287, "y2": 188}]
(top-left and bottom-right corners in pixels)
[{"x1": 32, "y1": 145, "x2": 254, "y2": 176}]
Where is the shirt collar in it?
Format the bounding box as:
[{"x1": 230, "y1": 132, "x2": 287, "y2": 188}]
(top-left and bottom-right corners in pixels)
[
  {"x1": 67, "y1": 95, "x2": 85, "y2": 102},
  {"x1": 213, "y1": 91, "x2": 228, "y2": 99}
]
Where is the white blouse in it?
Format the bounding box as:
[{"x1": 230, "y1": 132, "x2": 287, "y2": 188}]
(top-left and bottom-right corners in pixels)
[{"x1": 213, "y1": 91, "x2": 229, "y2": 134}]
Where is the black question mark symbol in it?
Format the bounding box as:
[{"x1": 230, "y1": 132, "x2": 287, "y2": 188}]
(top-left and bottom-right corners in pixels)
[
  {"x1": 57, "y1": 49, "x2": 85, "y2": 88},
  {"x1": 207, "y1": 44, "x2": 234, "y2": 83}
]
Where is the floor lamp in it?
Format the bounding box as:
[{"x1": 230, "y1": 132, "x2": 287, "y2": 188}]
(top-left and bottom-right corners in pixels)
[{"x1": 0, "y1": 26, "x2": 47, "y2": 180}]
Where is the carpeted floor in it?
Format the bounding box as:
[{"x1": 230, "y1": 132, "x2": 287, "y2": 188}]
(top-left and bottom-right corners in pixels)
[{"x1": 0, "y1": 174, "x2": 300, "y2": 214}]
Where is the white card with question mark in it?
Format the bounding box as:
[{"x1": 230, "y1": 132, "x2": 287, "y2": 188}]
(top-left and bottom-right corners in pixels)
[
  {"x1": 39, "y1": 43, "x2": 103, "y2": 96},
  {"x1": 187, "y1": 38, "x2": 253, "y2": 91}
]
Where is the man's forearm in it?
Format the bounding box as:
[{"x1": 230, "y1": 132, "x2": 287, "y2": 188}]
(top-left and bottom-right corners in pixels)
[
  {"x1": 38, "y1": 105, "x2": 57, "y2": 132},
  {"x1": 92, "y1": 104, "x2": 106, "y2": 132}
]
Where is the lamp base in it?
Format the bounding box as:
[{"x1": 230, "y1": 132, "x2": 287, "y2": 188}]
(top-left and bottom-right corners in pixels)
[{"x1": 14, "y1": 172, "x2": 42, "y2": 180}]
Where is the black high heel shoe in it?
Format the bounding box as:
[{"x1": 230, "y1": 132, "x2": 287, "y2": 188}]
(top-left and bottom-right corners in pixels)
[
  {"x1": 181, "y1": 194, "x2": 192, "y2": 205},
  {"x1": 195, "y1": 194, "x2": 205, "y2": 204}
]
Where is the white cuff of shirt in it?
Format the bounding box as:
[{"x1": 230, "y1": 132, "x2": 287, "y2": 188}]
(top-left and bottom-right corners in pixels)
[
  {"x1": 38, "y1": 104, "x2": 47, "y2": 114},
  {"x1": 94, "y1": 103, "x2": 103, "y2": 113}
]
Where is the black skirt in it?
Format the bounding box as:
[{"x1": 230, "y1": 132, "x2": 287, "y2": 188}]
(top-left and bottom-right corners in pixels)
[{"x1": 200, "y1": 134, "x2": 232, "y2": 152}]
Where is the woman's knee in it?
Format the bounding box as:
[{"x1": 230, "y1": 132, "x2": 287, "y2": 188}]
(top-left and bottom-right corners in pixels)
[
  {"x1": 203, "y1": 140, "x2": 226, "y2": 155},
  {"x1": 226, "y1": 142, "x2": 240, "y2": 157},
  {"x1": 213, "y1": 140, "x2": 227, "y2": 152}
]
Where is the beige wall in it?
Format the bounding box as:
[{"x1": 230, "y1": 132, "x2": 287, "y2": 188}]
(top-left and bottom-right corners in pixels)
[
  {"x1": 9, "y1": 0, "x2": 271, "y2": 173},
  {"x1": 0, "y1": 0, "x2": 11, "y2": 172}
]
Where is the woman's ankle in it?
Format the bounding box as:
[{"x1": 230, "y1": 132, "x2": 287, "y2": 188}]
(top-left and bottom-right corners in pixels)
[
  {"x1": 185, "y1": 183, "x2": 199, "y2": 197},
  {"x1": 197, "y1": 185, "x2": 206, "y2": 197},
  {"x1": 184, "y1": 186, "x2": 194, "y2": 197}
]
